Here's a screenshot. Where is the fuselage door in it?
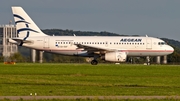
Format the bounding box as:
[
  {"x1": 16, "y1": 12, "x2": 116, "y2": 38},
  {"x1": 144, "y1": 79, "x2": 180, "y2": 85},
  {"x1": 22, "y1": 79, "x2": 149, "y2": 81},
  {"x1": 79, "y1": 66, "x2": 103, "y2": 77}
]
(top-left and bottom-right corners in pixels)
[
  {"x1": 44, "y1": 38, "x2": 49, "y2": 48},
  {"x1": 146, "y1": 39, "x2": 152, "y2": 49}
]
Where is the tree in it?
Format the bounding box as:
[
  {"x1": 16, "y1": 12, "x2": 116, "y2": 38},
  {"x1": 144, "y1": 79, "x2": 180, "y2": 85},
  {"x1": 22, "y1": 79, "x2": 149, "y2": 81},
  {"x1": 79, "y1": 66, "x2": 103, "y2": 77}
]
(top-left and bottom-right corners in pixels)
[
  {"x1": 9, "y1": 52, "x2": 27, "y2": 62},
  {"x1": 0, "y1": 56, "x2": 4, "y2": 62}
]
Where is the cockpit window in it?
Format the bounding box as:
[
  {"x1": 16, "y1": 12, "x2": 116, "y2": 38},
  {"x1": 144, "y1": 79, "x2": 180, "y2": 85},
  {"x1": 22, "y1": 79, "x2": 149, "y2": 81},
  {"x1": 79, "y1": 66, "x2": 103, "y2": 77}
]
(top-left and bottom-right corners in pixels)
[{"x1": 158, "y1": 42, "x2": 167, "y2": 45}]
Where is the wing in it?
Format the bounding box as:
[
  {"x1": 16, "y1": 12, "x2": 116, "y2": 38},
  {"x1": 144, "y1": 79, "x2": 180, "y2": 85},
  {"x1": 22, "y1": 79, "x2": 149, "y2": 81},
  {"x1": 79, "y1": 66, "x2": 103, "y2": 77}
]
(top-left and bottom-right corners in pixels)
[{"x1": 75, "y1": 44, "x2": 116, "y2": 54}]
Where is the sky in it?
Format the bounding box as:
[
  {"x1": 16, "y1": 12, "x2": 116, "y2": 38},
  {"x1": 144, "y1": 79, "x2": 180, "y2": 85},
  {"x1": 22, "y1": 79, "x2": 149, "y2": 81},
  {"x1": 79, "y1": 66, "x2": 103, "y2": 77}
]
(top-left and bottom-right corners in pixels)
[{"x1": 1, "y1": 0, "x2": 180, "y2": 41}]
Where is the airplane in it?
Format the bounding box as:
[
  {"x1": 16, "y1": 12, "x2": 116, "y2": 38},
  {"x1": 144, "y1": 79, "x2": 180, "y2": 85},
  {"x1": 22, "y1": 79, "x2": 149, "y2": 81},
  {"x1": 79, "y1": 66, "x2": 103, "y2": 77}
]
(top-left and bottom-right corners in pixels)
[{"x1": 10, "y1": 6, "x2": 174, "y2": 65}]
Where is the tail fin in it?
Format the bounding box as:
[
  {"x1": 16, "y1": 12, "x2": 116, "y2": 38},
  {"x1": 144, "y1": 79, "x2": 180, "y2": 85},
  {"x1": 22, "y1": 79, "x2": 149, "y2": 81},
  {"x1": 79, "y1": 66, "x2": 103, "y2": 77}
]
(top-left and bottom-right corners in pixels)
[{"x1": 12, "y1": 6, "x2": 47, "y2": 38}]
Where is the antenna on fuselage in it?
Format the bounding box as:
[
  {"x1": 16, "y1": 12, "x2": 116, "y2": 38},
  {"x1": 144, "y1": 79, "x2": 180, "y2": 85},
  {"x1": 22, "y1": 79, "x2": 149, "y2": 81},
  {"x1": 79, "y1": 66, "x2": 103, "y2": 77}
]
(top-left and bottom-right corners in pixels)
[
  {"x1": 146, "y1": 35, "x2": 148, "y2": 37},
  {"x1": 73, "y1": 34, "x2": 76, "y2": 36}
]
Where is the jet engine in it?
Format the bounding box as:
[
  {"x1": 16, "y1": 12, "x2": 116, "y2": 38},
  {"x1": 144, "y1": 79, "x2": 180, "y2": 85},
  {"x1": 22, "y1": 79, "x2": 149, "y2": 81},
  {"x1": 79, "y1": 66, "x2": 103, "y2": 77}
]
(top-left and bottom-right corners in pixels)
[{"x1": 103, "y1": 51, "x2": 127, "y2": 62}]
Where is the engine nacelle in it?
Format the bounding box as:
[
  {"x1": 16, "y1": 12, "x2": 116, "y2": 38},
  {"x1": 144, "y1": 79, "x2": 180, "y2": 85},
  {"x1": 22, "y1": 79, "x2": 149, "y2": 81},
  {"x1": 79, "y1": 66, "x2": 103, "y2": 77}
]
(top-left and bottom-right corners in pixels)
[{"x1": 104, "y1": 51, "x2": 127, "y2": 62}]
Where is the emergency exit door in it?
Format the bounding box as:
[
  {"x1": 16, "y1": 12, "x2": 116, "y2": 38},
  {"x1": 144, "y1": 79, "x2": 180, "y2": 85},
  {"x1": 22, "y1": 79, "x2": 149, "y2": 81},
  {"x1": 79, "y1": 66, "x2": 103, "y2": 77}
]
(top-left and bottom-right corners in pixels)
[{"x1": 146, "y1": 39, "x2": 152, "y2": 49}]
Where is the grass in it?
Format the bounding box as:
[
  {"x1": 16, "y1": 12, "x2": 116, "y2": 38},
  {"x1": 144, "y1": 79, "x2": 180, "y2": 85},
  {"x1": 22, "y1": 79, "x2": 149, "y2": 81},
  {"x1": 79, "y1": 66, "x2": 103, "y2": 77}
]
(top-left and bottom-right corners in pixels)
[
  {"x1": 0, "y1": 63, "x2": 180, "y2": 96},
  {"x1": 1, "y1": 98, "x2": 180, "y2": 101}
]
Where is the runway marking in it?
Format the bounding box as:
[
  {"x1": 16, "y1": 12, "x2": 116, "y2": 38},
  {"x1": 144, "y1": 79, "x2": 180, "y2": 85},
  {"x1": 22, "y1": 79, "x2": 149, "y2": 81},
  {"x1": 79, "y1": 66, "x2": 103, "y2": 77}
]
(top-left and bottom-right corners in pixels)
[{"x1": 1, "y1": 96, "x2": 180, "y2": 100}]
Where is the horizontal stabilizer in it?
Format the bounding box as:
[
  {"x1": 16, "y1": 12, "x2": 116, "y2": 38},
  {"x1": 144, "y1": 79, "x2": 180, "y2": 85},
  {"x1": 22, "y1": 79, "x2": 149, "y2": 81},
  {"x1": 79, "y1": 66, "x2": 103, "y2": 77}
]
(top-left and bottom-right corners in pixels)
[{"x1": 9, "y1": 38, "x2": 33, "y2": 45}]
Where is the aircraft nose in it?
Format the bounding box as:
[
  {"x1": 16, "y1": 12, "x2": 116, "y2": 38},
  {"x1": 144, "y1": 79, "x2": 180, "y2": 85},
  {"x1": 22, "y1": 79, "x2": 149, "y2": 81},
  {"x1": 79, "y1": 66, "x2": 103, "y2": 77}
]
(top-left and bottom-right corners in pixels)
[{"x1": 168, "y1": 46, "x2": 174, "y2": 54}]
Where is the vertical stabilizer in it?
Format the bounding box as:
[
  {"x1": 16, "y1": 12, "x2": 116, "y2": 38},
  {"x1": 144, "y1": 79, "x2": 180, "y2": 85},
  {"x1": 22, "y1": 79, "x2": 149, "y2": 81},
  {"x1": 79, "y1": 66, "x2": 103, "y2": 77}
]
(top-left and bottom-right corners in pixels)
[{"x1": 12, "y1": 6, "x2": 47, "y2": 38}]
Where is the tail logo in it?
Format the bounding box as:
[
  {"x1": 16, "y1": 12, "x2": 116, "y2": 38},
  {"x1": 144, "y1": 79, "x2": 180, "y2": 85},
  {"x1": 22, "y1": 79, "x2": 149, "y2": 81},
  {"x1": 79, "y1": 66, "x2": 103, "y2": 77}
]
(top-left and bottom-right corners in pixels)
[{"x1": 14, "y1": 14, "x2": 39, "y2": 39}]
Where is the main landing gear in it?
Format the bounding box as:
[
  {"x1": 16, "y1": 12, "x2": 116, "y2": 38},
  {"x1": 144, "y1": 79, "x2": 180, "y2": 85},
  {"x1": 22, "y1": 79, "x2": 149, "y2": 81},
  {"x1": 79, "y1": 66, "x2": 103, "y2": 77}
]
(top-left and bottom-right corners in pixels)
[
  {"x1": 91, "y1": 60, "x2": 98, "y2": 65},
  {"x1": 90, "y1": 55, "x2": 99, "y2": 65}
]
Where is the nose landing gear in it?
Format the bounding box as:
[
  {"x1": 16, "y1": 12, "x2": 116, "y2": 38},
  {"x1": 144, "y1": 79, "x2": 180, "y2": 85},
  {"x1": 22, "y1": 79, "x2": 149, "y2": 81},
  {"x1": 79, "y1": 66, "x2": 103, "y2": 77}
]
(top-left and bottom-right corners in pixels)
[{"x1": 146, "y1": 56, "x2": 151, "y2": 65}]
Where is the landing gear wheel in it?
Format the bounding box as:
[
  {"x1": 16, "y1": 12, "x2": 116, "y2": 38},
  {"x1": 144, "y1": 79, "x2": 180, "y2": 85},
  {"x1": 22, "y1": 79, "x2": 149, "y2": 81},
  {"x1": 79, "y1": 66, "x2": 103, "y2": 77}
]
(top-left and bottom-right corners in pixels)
[{"x1": 91, "y1": 60, "x2": 98, "y2": 65}]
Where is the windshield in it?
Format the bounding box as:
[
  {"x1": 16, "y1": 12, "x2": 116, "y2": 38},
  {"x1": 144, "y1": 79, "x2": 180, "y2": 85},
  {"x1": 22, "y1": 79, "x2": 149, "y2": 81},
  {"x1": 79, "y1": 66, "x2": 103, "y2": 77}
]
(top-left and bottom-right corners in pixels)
[{"x1": 158, "y1": 42, "x2": 167, "y2": 45}]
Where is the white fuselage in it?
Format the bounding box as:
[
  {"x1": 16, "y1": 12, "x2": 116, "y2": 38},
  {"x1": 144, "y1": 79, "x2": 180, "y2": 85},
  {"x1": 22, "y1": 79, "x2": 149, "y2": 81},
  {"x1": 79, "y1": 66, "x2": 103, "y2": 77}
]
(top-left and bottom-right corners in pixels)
[{"x1": 22, "y1": 36, "x2": 174, "y2": 57}]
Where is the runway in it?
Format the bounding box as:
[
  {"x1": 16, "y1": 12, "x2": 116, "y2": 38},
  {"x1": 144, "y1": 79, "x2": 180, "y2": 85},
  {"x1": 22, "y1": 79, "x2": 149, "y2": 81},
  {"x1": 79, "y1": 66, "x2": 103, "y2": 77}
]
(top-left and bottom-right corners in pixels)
[{"x1": 1, "y1": 96, "x2": 180, "y2": 100}]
